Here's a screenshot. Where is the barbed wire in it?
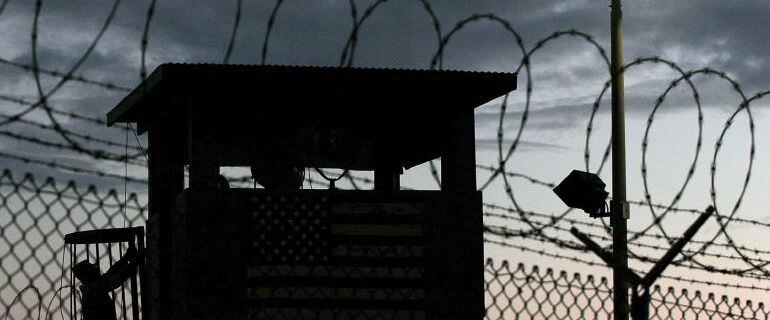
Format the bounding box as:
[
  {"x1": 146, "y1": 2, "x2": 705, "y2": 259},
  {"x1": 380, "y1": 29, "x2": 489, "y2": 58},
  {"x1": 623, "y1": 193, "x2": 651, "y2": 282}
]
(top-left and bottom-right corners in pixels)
[
  {"x1": 484, "y1": 212, "x2": 770, "y2": 267},
  {"x1": 485, "y1": 220, "x2": 770, "y2": 281},
  {"x1": 0, "y1": 0, "x2": 769, "y2": 301},
  {"x1": 248, "y1": 0, "x2": 770, "y2": 288},
  {"x1": 222, "y1": 0, "x2": 242, "y2": 64},
  {"x1": 0, "y1": 152, "x2": 147, "y2": 184},
  {"x1": 485, "y1": 237, "x2": 770, "y2": 293},
  {"x1": 0, "y1": 57, "x2": 132, "y2": 92},
  {"x1": 484, "y1": 202, "x2": 770, "y2": 257}
]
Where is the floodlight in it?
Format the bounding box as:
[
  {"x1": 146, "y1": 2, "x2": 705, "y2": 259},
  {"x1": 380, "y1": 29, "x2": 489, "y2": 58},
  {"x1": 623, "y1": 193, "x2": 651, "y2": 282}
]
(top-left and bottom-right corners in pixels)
[{"x1": 553, "y1": 170, "x2": 609, "y2": 218}]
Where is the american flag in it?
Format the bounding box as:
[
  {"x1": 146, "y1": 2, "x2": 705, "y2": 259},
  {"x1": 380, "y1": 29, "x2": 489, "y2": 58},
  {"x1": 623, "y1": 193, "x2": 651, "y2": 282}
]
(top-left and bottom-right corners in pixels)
[{"x1": 245, "y1": 192, "x2": 427, "y2": 320}]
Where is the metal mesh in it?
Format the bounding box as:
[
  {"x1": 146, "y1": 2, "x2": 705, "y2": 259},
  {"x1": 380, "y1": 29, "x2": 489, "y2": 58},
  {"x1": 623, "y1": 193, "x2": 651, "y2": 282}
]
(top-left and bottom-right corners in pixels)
[
  {"x1": 2, "y1": 169, "x2": 768, "y2": 319},
  {"x1": 0, "y1": 170, "x2": 146, "y2": 320},
  {"x1": 484, "y1": 260, "x2": 770, "y2": 320}
]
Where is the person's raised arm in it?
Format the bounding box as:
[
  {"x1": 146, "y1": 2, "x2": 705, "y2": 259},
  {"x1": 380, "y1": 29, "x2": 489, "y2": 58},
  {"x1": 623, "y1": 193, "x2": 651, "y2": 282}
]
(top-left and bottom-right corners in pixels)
[{"x1": 100, "y1": 247, "x2": 144, "y2": 291}]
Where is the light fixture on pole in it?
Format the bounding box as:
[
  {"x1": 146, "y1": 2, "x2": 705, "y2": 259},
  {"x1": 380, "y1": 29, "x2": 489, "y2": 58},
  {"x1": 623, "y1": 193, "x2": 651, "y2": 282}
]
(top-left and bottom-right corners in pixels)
[{"x1": 552, "y1": 170, "x2": 609, "y2": 218}]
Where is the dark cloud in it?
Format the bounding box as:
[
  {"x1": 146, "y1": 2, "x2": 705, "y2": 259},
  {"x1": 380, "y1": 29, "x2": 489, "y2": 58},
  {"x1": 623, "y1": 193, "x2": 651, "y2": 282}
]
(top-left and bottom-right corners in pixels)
[
  {"x1": 0, "y1": 0, "x2": 768, "y2": 190},
  {"x1": 476, "y1": 138, "x2": 569, "y2": 152}
]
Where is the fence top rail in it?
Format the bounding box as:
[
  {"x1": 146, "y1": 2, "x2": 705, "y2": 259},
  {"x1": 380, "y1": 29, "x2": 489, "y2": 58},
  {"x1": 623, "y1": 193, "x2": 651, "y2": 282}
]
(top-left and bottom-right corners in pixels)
[{"x1": 64, "y1": 227, "x2": 144, "y2": 245}]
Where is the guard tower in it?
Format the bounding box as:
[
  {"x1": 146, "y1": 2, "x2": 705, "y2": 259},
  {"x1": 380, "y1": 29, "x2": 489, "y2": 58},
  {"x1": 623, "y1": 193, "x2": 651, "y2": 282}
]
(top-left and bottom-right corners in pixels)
[{"x1": 107, "y1": 64, "x2": 516, "y2": 320}]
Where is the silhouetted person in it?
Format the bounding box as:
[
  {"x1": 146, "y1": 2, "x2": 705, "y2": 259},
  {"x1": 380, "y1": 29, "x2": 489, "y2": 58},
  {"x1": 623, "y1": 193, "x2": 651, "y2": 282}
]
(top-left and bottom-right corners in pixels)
[
  {"x1": 73, "y1": 247, "x2": 144, "y2": 320},
  {"x1": 217, "y1": 174, "x2": 230, "y2": 189},
  {"x1": 251, "y1": 159, "x2": 304, "y2": 190}
]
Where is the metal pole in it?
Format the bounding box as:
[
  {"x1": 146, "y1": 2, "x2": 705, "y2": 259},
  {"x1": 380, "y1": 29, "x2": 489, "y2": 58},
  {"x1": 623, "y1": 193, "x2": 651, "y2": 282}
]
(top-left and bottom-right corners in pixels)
[{"x1": 610, "y1": 0, "x2": 629, "y2": 319}]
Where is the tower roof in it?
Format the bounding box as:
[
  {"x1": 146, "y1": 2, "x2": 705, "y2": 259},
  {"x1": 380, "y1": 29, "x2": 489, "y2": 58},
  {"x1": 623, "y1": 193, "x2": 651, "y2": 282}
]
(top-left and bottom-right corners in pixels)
[{"x1": 107, "y1": 63, "x2": 517, "y2": 169}]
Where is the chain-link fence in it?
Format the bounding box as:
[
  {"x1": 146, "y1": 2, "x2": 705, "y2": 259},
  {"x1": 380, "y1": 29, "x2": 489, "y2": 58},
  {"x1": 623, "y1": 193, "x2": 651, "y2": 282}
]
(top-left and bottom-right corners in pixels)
[
  {"x1": 2, "y1": 169, "x2": 767, "y2": 319},
  {"x1": 0, "y1": 169, "x2": 146, "y2": 320},
  {"x1": 485, "y1": 260, "x2": 768, "y2": 319}
]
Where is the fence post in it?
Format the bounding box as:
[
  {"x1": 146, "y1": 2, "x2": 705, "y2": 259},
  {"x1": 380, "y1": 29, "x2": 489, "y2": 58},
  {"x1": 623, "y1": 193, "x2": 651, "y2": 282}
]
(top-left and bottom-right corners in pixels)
[
  {"x1": 572, "y1": 206, "x2": 714, "y2": 320},
  {"x1": 609, "y1": 0, "x2": 630, "y2": 319}
]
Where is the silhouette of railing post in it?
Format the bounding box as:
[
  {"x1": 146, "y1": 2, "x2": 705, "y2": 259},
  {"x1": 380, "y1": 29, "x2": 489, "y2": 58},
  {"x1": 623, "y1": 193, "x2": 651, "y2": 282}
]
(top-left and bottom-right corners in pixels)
[{"x1": 571, "y1": 206, "x2": 715, "y2": 320}]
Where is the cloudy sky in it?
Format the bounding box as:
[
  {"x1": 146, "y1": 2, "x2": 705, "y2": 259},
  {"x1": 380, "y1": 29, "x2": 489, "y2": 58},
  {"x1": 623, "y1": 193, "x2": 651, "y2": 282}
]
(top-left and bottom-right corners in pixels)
[{"x1": 1, "y1": 0, "x2": 769, "y2": 302}]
